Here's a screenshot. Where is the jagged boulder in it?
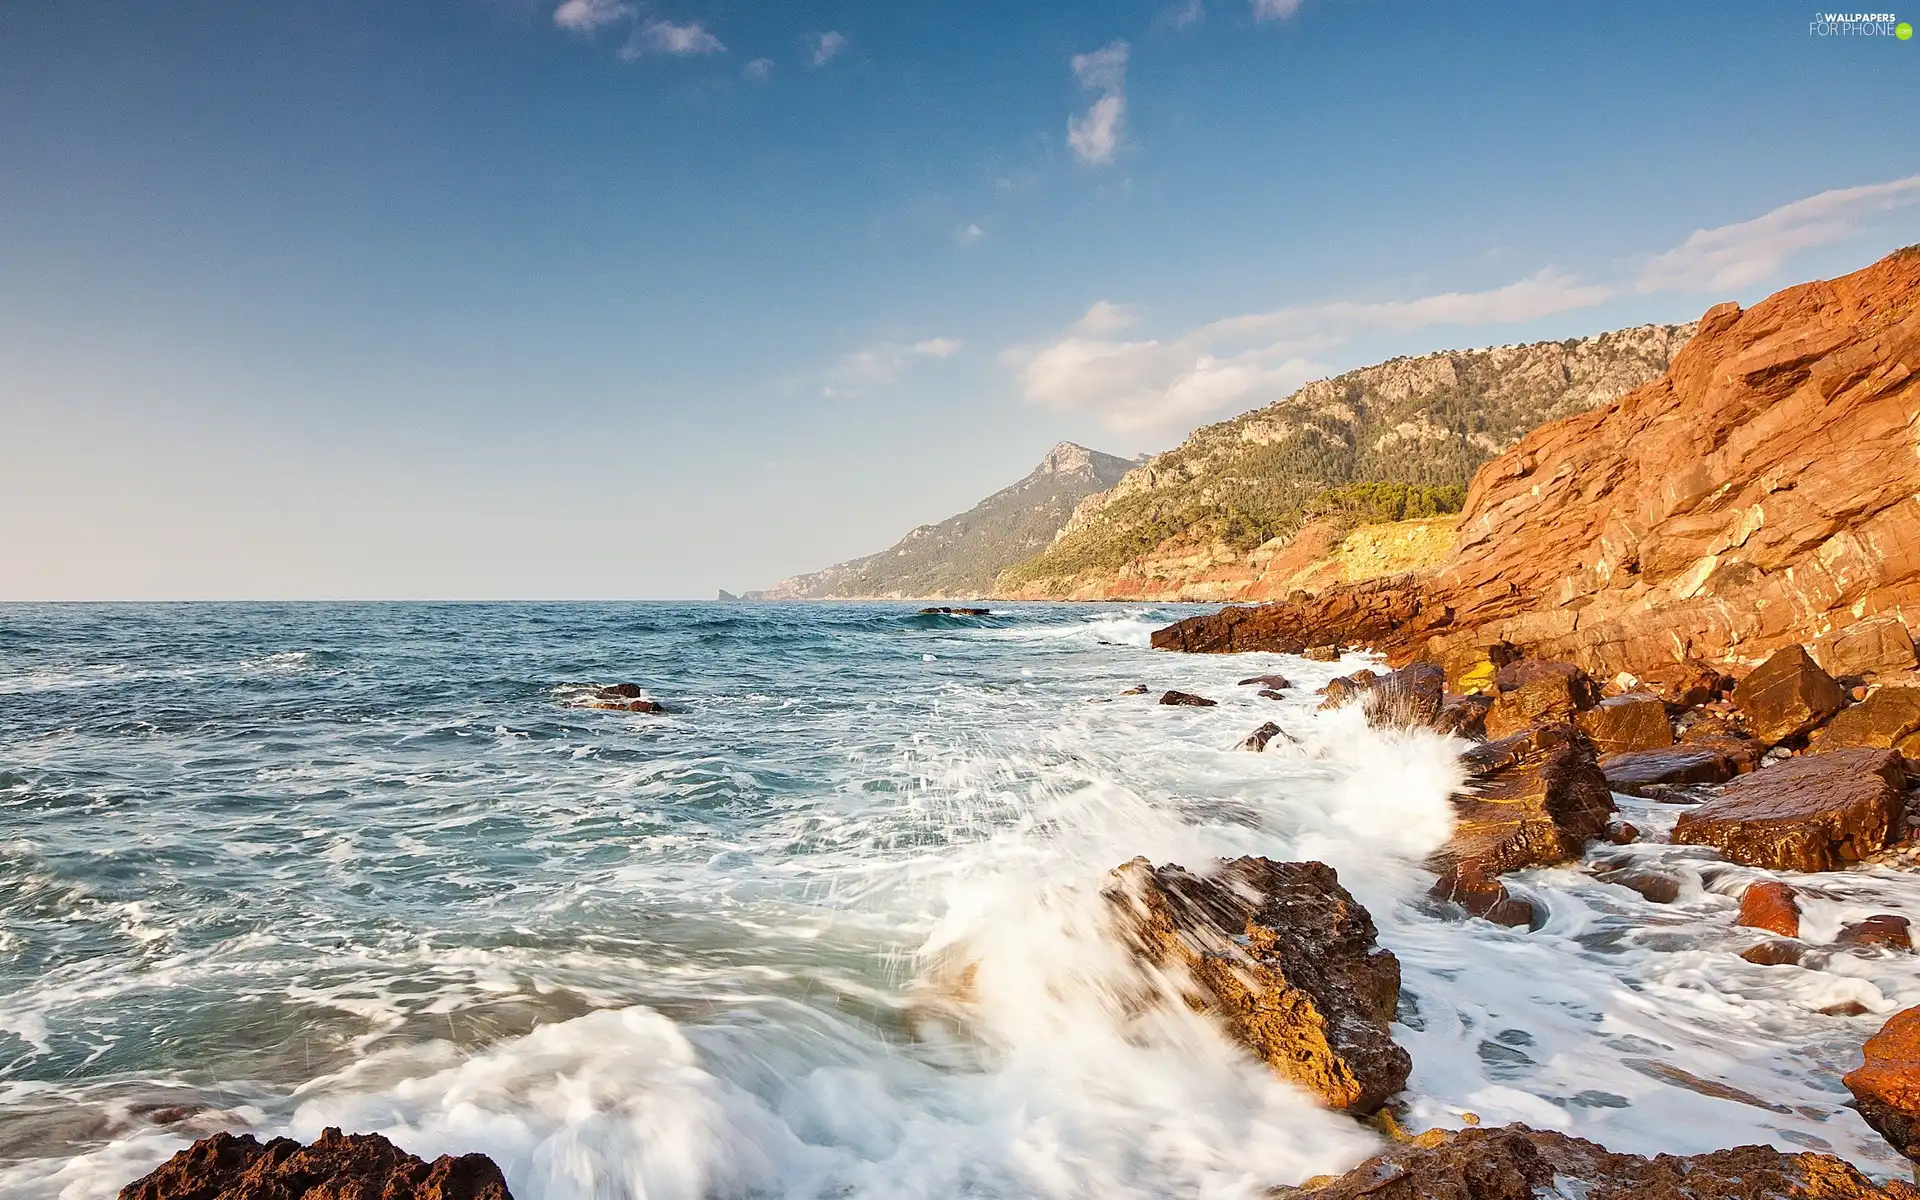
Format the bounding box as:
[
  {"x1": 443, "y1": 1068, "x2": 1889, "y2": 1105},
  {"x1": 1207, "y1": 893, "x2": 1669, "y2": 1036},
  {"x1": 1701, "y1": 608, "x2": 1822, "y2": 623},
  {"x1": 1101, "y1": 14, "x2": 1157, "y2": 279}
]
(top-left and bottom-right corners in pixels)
[
  {"x1": 1240, "y1": 722, "x2": 1287, "y2": 751},
  {"x1": 119, "y1": 1128, "x2": 513, "y2": 1200},
  {"x1": 1271, "y1": 1123, "x2": 1919, "y2": 1199},
  {"x1": 1433, "y1": 723, "x2": 1614, "y2": 877},
  {"x1": 1359, "y1": 662, "x2": 1445, "y2": 728},
  {"x1": 1733, "y1": 646, "x2": 1846, "y2": 747},
  {"x1": 1428, "y1": 859, "x2": 1535, "y2": 928},
  {"x1": 1104, "y1": 856, "x2": 1409, "y2": 1114},
  {"x1": 1672, "y1": 747, "x2": 1908, "y2": 871},
  {"x1": 1576, "y1": 694, "x2": 1673, "y2": 755},
  {"x1": 1847, "y1": 1005, "x2": 1920, "y2": 1161}
]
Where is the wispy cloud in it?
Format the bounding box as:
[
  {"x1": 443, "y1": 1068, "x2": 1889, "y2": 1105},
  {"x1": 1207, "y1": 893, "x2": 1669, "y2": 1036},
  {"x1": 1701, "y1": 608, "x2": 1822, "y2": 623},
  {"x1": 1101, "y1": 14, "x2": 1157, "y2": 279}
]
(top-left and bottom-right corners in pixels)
[
  {"x1": 1068, "y1": 41, "x2": 1128, "y2": 167},
  {"x1": 811, "y1": 30, "x2": 847, "y2": 67},
  {"x1": 955, "y1": 222, "x2": 987, "y2": 246},
  {"x1": 825, "y1": 337, "x2": 963, "y2": 395},
  {"x1": 553, "y1": 0, "x2": 632, "y2": 32},
  {"x1": 1252, "y1": 0, "x2": 1305, "y2": 19},
  {"x1": 620, "y1": 18, "x2": 725, "y2": 58},
  {"x1": 744, "y1": 57, "x2": 774, "y2": 80},
  {"x1": 1164, "y1": 0, "x2": 1205, "y2": 29},
  {"x1": 1638, "y1": 175, "x2": 1920, "y2": 292}
]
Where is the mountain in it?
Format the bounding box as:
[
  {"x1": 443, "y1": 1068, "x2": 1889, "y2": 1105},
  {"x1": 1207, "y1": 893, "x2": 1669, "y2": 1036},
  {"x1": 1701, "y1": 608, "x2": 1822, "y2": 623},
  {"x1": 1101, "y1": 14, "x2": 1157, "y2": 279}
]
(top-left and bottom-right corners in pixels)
[
  {"x1": 1152, "y1": 246, "x2": 1920, "y2": 682},
  {"x1": 993, "y1": 323, "x2": 1697, "y2": 601},
  {"x1": 747, "y1": 442, "x2": 1139, "y2": 600}
]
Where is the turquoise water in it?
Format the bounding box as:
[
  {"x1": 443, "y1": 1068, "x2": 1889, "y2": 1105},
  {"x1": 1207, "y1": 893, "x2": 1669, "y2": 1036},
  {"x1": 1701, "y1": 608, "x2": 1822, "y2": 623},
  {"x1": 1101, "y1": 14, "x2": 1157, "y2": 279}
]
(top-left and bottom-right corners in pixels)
[{"x1": 2, "y1": 602, "x2": 1917, "y2": 1198}]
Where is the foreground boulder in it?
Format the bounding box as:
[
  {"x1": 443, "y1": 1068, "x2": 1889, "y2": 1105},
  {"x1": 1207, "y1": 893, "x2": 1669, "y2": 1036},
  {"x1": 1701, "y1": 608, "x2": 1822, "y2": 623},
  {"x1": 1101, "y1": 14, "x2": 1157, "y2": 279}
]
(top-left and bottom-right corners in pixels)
[
  {"x1": 1432, "y1": 723, "x2": 1614, "y2": 878},
  {"x1": 1847, "y1": 1005, "x2": 1920, "y2": 1161},
  {"x1": 1271, "y1": 1123, "x2": 1918, "y2": 1199},
  {"x1": 120, "y1": 1128, "x2": 513, "y2": 1200},
  {"x1": 1672, "y1": 748, "x2": 1908, "y2": 871},
  {"x1": 1733, "y1": 646, "x2": 1847, "y2": 747},
  {"x1": 1104, "y1": 857, "x2": 1409, "y2": 1114}
]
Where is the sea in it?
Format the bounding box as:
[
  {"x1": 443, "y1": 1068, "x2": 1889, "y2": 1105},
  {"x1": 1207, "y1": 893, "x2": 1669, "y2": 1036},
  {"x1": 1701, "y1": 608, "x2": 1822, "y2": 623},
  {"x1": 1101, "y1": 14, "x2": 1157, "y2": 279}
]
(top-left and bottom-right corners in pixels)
[{"x1": 2, "y1": 601, "x2": 1918, "y2": 1199}]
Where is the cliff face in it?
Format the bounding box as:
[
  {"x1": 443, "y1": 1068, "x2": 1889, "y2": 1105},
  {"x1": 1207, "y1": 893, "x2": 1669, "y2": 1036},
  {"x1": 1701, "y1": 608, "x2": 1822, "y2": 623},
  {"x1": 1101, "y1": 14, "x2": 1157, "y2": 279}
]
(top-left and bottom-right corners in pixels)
[
  {"x1": 1154, "y1": 247, "x2": 1920, "y2": 679},
  {"x1": 992, "y1": 323, "x2": 1695, "y2": 600},
  {"x1": 748, "y1": 442, "x2": 1136, "y2": 600}
]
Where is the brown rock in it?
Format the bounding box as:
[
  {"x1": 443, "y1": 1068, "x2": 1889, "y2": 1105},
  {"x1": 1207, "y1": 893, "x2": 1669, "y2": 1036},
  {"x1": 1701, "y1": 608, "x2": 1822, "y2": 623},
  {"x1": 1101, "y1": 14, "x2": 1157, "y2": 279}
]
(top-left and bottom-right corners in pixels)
[
  {"x1": 1360, "y1": 661, "x2": 1446, "y2": 729},
  {"x1": 1317, "y1": 671, "x2": 1378, "y2": 710},
  {"x1": 1740, "y1": 940, "x2": 1805, "y2": 966},
  {"x1": 1483, "y1": 663, "x2": 1598, "y2": 741},
  {"x1": 1736, "y1": 880, "x2": 1801, "y2": 938},
  {"x1": 920, "y1": 606, "x2": 990, "y2": 615},
  {"x1": 1442, "y1": 641, "x2": 1517, "y2": 696},
  {"x1": 1238, "y1": 674, "x2": 1291, "y2": 689},
  {"x1": 1671, "y1": 748, "x2": 1908, "y2": 871},
  {"x1": 1240, "y1": 722, "x2": 1287, "y2": 752},
  {"x1": 1433, "y1": 694, "x2": 1492, "y2": 739},
  {"x1": 1679, "y1": 730, "x2": 1766, "y2": 774},
  {"x1": 1604, "y1": 821, "x2": 1640, "y2": 844},
  {"x1": 1811, "y1": 687, "x2": 1920, "y2": 751},
  {"x1": 1270, "y1": 1123, "x2": 1919, "y2": 1199},
  {"x1": 1824, "y1": 1000, "x2": 1873, "y2": 1017},
  {"x1": 1733, "y1": 645, "x2": 1847, "y2": 747},
  {"x1": 1256, "y1": 688, "x2": 1287, "y2": 700},
  {"x1": 1813, "y1": 616, "x2": 1919, "y2": 678},
  {"x1": 1302, "y1": 644, "x2": 1341, "y2": 661},
  {"x1": 595, "y1": 683, "x2": 644, "y2": 699},
  {"x1": 1846, "y1": 1005, "x2": 1920, "y2": 1161},
  {"x1": 1838, "y1": 914, "x2": 1914, "y2": 951},
  {"x1": 1104, "y1": 856, "x2": 1409, "y2": 1114},
  {"x1": 1429, "y1": 860, "x2": 1536, "y2": 928},
  {"x1": 1159, "y1": 690, "x2": 1216, "y2": 707},
  {"x1": 119, "y1": 1128, "x2": 513, "y2": 1200},
  {"x1": 1599, "y1": 746, "x2": 1736, "y2": 797},
  {"x1": 1596, "y1": 868, "x2": 1681, "y2": 904},
  {"x1": 1435, "y1": 723, "x2": 1614, "y2": 876},
  {"x1": 1119, "y1": 684, "x2": 1148, "y2": 695},
  {"x1": 1576, "y1": 694, "x2": 1674, "y2": 755}
]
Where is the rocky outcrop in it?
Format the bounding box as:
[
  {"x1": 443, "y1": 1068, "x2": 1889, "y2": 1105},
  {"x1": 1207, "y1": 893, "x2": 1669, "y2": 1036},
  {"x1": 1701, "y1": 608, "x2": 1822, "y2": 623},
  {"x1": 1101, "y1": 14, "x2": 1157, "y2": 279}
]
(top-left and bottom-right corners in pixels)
[
  {"x1": 1672, "y1": 748, "x2": 1909, "y2": 871},
  {"x1": 1241, "y1": 721, "x2": 1287, "y2": 751},
  {"x1": 120, "y1": 1128, "x2": 513, "y2": 1200},
  {"x1": 1270, "y1": 1124, "x2": 1919, "y2": 1200},
  {"x1": 1432, "y1": 723, "x2": 1614, "y2": 878},
  {"x1": 1846, "y1": 1005, "x2": 1920, "y2": 1161},
  {"x1": 1104, "y1": 857, "x2": 1409, "y2": 1114},
  {"x1": 1152, "y1": 249, "x2": 1920, "y2": 684}
]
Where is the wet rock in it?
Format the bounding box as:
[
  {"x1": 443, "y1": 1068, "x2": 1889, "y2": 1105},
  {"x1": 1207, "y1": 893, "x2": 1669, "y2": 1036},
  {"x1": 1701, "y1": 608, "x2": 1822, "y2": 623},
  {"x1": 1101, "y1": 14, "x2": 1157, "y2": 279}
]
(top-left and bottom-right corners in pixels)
[
  {"x1": 1737, "y1": 880, "x2": 1801, "y2": 938},
  {"x1": 1604, "y1": 821, "x2": 1640, "y2": 845},
  {"x1": 1442, "y1": 641, "x2": 1518, "y2": 696},
  {"x1": 1238, "y1": 674, "x2": 1291, "y2": 689},
  {"x1": 1104, "y1": 856, "x2": 1409, "y2": 1114},
  {"x1": 1268, "y1": 1122, "x2": 1918, "y2": 1199},
  {"x1": 119, "y1": 1128, "x2": 514, "y2": 1200},
  {"x1": 1317, "y1": 671, "x2": 1378, "y2": 710},
  {"x1": 1813, "y1": 616, "x2": 1919, "y2": 678},
  {"x1": 1360, "y1": 662, "x2": 1446, "y2": 729},
  {"x1": 1429, "y1": 860, "x2": 1536, "y2": 928},
  {"x1": 1433, "y1": 694, "x2": 1492, "y2": 740},
  {"x1": 1811, "y1": 687, "x2": 1920, "y2": 752},
  {"x1": 1302, "y1": 644, "x2": 1341, "y2": 661},
  {"x1": 1741, "y1": 939, "x2": 1806, "y2": 966},
  {"x1": 1483, "y1": 662, "x2": 1599, "y2": 741},
  {"x1": 1436, "y1": 723, "x2": 1614, "y2": 877},
  {"x1": 1838, "y1": 914, "x2": 1913, "y2": 951},
  {"x1": 1240, "y1": 722, "x2": 1288, "y2": 752},
  {"x1": 1575, "y1": 694, "x2": 1674, "y2": 755},
  {"x1": 1733, "y1": 645, "x2": 1847, "y2": 747},
  {"x1": 1119, "y1": 684, "x2": 1148, "y2": 695},
  {"x1": 596, "y1": 683, "x2": 644, "y2": 699},
  {"x1": 1597, "y1": 868, "x2": 1681, "y2": 904},
  {"x1": 919, "y1": 606, "x2": 990, "y2": 615},
  {"x1": 1622, "y1": 1057, "x2": 1792, "y2": 1113},
  {"x1": 1257, "y1": 688, "x2": 1287, "y2": 701},
  {"x1": 1823, "y1": 1000, "x2": 1872, "y2": 1017},
  {"x1": 1158, "y1": 690, "x2": 1216, "y2": 707},
  {"x1": 1846, "y1": 1005, "x2": 1920, "y2": 1161},
  {"x1": 587, "y1": 698, "x2": 668, "y2": 714},
  {"x1": 1671, "y1": 748, "x2": 1908, "y2": 871},
  {"x1": 1679, "y1": 730, "x2": 1766, "y2": 776}
]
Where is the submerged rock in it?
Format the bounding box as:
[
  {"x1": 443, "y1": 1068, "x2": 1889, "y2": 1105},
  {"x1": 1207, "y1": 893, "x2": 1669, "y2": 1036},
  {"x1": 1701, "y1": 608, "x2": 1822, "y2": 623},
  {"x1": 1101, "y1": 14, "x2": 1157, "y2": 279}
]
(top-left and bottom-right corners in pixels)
[
  {"x1": 1271, "y1": 1123, "x2": 1920, "y2": 1199},
  {"x1": 119, "y1": 1128, "x2": 513, "y2": 1200},
  {"x1": 1838, "y1": 914, "x2": 1914, "y2": 951},
  {"x1": 1740, "y1": 939, "x2": 1806, "y2": 967},
  {"x1": 1240, "y1": 721, "x2": 1288, "y2": 752},
  {"x1": 1104, "y1": 856, "x2": 1409, "y2": 1114},
  {"x1": 1671, "y1": 748, "x2": 1908, "y2": 871},
  {"x1": 1238, "y1": 673, "x2": 1291, "y2": 689},
  {"x1": 1848, "y1": 1005, "x2": 1920, "y2": 1161},
  {"x1": 1428, "y1": 860, "x2": 1535, "y2": 928},
  {"x1": 1434, "y1": 723, "x2": 1614, "y2": 878},
  {"x1": 1159, "y1": 690, "x2": 1217, "y2": 707},
  {"x1": 919, "y1": 606, "x2": 990, "y2": 615},
  {"x1": 1734, "y1": 645, "x2": 1847, "y2": 747},
  {"x1": 1596, "y1": 867, "x2": 1680, "y2": 904}
]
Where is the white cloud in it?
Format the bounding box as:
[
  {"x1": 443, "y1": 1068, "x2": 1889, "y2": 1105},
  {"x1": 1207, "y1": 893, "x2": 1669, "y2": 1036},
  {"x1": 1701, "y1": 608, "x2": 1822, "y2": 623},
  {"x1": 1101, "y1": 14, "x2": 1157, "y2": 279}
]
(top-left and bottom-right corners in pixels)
[
  {"x1": 620, "y1": 18, "x2": 725, "y2": 58},
  {"x1": 1638, "y1": 174, "x2": 1920, "y2": 292},
  {"x1": 1067, "y1": 40, "x2": 1128, "y2": 167},
  {"x1": 1165, "y1": 0, "x2": 1205, "y2": 28},
  {"x1": 825, "y1": 337, "x2": 964, "y2": 394},
  {"x1": 744, "y1": 57, "x2": 774, "y2": 80},
  {"x1": 1074, "y1": 300, "x2": 1136, "y2": 334},
  {"x1": 811, "y1": 30, "x2": 847, "y2": 66},
  {"x1": 554, "y1": 0, "x2": 632, "y2": 32},
  {"x1": 955, "y1": 222, "x2": 987, "y2": 246},
  {"x1": 1253, "y1": 0, "x2": 1304, "y2": 19}
]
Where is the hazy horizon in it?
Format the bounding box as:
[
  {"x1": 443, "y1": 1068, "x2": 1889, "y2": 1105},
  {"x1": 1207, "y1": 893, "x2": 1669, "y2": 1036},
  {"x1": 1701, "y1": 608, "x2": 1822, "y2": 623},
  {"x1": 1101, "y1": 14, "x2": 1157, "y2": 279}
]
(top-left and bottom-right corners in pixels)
[{"x1": 4, "y1": 1, "x2": 1916, "y2": 600}]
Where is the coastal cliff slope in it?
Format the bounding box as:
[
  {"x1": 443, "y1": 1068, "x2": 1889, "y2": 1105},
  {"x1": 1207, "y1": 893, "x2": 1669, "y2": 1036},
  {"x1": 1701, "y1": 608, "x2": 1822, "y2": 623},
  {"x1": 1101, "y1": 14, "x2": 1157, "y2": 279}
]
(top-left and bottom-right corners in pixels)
[
  {"x1": 992, "y1": 323, "x2": 1695, "y2": 601},
  {"x1": 748, "y1": 442, "x2": 1135, "y2": 600},
  {"x1": 1153, "y1": 246, "x2": 1920, "y2": 676}
]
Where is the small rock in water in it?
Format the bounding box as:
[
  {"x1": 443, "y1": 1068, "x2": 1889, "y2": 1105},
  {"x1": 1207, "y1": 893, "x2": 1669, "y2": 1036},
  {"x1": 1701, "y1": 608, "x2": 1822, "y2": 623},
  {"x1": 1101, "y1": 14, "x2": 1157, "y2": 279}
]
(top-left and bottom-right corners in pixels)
[
  {"x1": 1430, "y1": 860, "x2": 1536, "y2": 929},
  {"x1": 1257, "y1": 688, "x2": 1287, "y2": 701},
  {"x1": 1119, "y1": 684, "x2": 1148, "y2": 695},
  {"x1": 1604, "y1": 821, "x2": 1640, "y2": 845},
  {"x1": 1238, "y1": 673, "x2": 1291, "y2": 689},
  {"x1": 1822, "y1": 1000, "x2": 1872, "y2": 1017},
  {"x1": 1740, "y1": 939, "x2": 1805, "y2": 967},
  {"x1": 597, "y1": 683, "x2": 644, "y2": 699},
  {"x1": 919, "y1": 606, "x2": 990, "y2": 615},
  {"x1": 1596, "y1": 868, "x2": 1681, "y2": 904},
  {"x1": 1159, "y1": 690, "x2": 1217, "y2": 707},
  {"x1": 1838, "y1": 914, "x2": 1913, "y2": 951},
  {"x1": 1737, "y1": 880, "x2": 1801, "y2": 938},
  {"x1": 1240, "y1": 722, "x2": 1288, "y2": 752}
]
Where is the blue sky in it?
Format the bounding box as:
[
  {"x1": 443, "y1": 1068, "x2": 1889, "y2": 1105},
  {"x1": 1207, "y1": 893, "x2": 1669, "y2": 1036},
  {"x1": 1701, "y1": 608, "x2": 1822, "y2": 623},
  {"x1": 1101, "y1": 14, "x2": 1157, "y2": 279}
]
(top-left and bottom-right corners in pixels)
[{"x1": 2, "y1": 0, "x2": 1915, "y2": 599}]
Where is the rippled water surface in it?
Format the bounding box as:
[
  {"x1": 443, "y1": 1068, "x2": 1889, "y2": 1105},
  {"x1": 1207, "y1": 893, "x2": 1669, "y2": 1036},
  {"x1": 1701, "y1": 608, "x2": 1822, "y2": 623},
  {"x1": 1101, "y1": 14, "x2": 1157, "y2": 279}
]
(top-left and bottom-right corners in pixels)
[{"x1": 3, "y1": 602, "x2": 1919, "y2": 1198}]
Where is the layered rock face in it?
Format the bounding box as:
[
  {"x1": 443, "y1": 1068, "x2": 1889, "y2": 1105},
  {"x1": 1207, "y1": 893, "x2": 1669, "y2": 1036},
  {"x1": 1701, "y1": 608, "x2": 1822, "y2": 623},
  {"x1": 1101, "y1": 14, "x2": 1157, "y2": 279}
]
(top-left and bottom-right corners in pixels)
[
  {"x1": 1153, "y1": 248, "x2": 1920, "y2": 678},
  {"x1": 1104, "y1": 856, "x2": 1410, "y2": 1114},
  {"x1": 119, "y1": 1128, "x2": 513, "y2": 1200},
  {"x1": 1271, "y1": 1124, "x2": 1920, "y2": 1200}
]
